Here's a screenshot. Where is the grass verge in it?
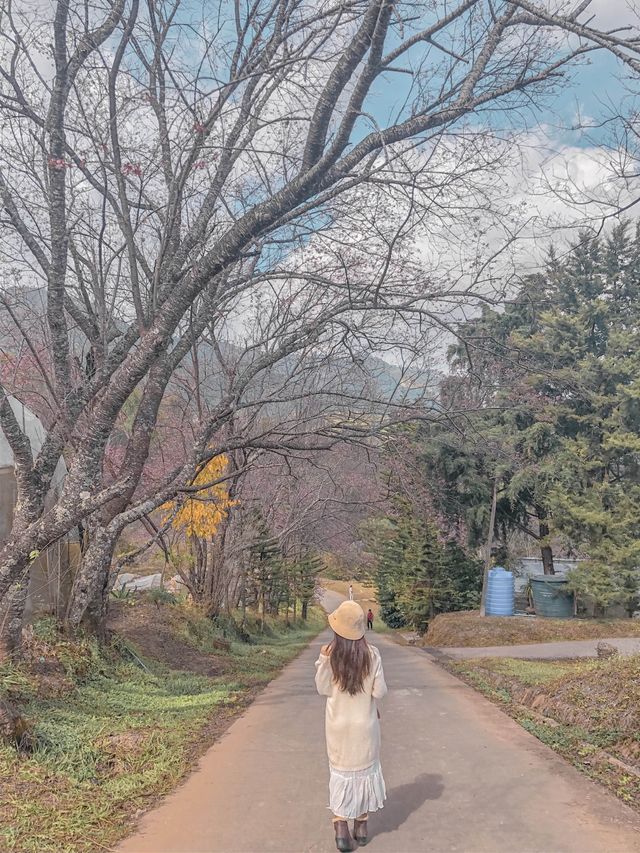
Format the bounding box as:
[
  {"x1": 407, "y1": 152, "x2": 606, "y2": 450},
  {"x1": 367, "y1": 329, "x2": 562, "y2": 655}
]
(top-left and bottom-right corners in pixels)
[
  {"x1": 423, "y1": 610, "x2": 640, "y2": 647},
  {"x1": 448, "y1": 654, "x2": 640, "y2": 811},
  {"x1": 0, "y1": 604, "x2": 325, "y2": 853}
]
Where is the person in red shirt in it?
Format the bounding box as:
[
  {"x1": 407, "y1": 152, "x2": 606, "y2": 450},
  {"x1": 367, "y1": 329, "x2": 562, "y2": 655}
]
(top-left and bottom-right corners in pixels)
[{"x1": 366, "y1": 609, "x2": 374, "y2": 631}]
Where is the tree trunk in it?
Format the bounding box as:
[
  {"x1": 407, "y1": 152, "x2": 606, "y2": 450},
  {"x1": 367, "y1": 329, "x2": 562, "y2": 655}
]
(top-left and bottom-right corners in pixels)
[
  {"x1": 6, "y1": 579, "x2": 28, "y2": 657},
  {"x1": 84, "y1": 569, "x2": 116, "y2": 643},
  {"x1": 480, "y1": 478, "x2": 498, "y2": 617},
  {"x1": 203, "y1": 539, "x2": 218, "y2": 618},
  {"x1": 204, "y1": 532, "x2": 230, "y2": 618},
  {"x1": 0, "y1": 539, "x2": 42, "y2": 604},
  {"x1": 538, "y1": 515, "x2": 555, "y2": 575},
  {"x1": 240, "y1": 581, "x2": 247, "y2": 628},
  {"x1": 65, "y1": 527, "x2": 118, "y2": 631},
  {"x1": 540, "y1": 542, "x2": 555, "y2": 575}
]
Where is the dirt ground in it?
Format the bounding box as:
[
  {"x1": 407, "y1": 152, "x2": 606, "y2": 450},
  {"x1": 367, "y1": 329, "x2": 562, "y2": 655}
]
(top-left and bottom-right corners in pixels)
[
  {"x1": 108, "y1": 600, "x2": 229, "y2": 675},
  {"x1": 423, "y1": 610, "x2": 640, "y2": 647}
]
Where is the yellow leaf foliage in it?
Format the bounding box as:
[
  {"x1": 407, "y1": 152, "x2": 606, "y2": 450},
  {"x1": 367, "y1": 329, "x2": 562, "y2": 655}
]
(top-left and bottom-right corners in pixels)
[{"x1": 163, "y1": 455, "x2": 237, "y2": 539}]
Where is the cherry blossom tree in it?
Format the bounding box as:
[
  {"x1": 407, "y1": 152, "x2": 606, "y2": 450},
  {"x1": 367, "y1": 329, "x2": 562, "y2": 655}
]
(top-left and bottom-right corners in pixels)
[{"x1": 0, "y1": 0, "x2": 638, "y2": 638}]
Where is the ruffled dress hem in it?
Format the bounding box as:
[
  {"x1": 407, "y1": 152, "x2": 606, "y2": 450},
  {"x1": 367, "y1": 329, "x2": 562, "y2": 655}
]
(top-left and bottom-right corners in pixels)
[{"x1": 328, "y1": 760, "x2": 386, "y2": 819}]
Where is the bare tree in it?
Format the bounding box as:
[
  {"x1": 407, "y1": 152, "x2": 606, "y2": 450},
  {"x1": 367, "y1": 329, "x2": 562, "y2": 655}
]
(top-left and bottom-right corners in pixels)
[{"x1": 0, "y1": 0, "x2": 638, "y2": 635}]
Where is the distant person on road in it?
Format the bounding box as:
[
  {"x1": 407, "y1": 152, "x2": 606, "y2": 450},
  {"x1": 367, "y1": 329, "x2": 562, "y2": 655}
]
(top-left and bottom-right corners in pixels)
[
  {"x1": 348, "y1": 583, "x2": 353, "y2": 600},
  {"x1": 366, "y1": 609, "x2": 374, "y2": 631},
  {"x1": 315, "y1": 600, "x2": 387, "y2": 851}
]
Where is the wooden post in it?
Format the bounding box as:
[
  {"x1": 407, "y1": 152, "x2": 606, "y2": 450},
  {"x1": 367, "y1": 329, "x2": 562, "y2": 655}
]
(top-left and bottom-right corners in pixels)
[{"x1": 480, "y1": 478, "x2": 498, "y2": 617}]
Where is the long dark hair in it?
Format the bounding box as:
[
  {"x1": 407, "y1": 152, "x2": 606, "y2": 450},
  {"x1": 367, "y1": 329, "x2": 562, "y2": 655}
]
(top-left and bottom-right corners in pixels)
[{"x1": 329, "y1": 633, "x2": 371, "y2": 695}]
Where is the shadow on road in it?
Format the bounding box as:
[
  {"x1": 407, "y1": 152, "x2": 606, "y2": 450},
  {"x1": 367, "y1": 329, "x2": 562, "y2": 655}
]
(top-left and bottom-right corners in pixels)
[{"x1": 373, "y1": 773, "x2": 444, "y2": 837}]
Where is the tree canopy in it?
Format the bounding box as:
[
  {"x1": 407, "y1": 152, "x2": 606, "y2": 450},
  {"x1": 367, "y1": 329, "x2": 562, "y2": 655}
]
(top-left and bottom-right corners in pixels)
[{"x1": 415, "y1": 225, "x2": 640, "y2": 614}]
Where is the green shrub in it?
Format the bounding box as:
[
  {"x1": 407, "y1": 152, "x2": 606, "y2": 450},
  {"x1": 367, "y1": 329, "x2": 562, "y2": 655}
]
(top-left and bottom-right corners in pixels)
[
  {"x1": 111, "y1": 586, "x2": 136, "y2": 604},
  {"x1": 147, "y1": 588, "x2": 177, "y2": 606}
]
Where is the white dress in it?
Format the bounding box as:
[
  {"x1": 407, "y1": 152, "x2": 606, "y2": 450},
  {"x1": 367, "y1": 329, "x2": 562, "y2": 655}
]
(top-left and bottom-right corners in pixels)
[
  {"x1": 315, "y1": 645, "x2": 388, "y2": 819},
  {"x1": 327, "y1": 760, "x2": 387, "y2": 820}
]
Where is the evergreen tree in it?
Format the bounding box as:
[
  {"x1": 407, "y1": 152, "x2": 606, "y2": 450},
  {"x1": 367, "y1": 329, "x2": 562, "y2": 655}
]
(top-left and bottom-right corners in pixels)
[
  {"x1": 399, "y1": 521, "x2": 445, "y2": 632},
  {"x1": 297, "y1": 551, "x2": 324, "y2": 620},
  {"x1": 435, "y1": 283, "x2": 562, "y2": 572},
  {"x1": 246, "y1": 512, "x2": 282, "y2": 630},
  {"x1": 366, "y1": 500, "x2": 484, "y2": 631},
  {"x1": 518, "y1": 226, "x2": 640, "y2": 613},
  {"x1": 444, "y1": 224, "x2": 640, "y2": 613},
  {"x1": 368, "y1": 509, "x2": 414, "y2": 629},
  {"x1": 440, "y1": 540, "x2": 483, "y2": 612}
]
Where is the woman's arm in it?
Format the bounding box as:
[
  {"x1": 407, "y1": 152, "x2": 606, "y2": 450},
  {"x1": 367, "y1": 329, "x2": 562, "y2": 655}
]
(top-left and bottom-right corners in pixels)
[{"x1": 372, "y1": 652, "x2": 388, "y2": 700}]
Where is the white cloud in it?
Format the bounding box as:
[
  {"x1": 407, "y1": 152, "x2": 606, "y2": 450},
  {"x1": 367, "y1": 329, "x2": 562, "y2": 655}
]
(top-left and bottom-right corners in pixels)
[{"x1": 586, "y1": 0, "x2": 638, "y2": 30}]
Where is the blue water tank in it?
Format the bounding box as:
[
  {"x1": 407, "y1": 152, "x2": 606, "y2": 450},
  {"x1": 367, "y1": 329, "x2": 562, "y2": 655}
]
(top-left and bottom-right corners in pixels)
[{"x1": 486, "y1": 566, "x2": 515, "y2": 616}]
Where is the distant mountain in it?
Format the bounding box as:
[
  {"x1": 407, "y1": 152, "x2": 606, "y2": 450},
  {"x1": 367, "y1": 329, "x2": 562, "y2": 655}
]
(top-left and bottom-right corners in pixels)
[{"x1": 0, "y1": 287, "x2": 441, "y2": 418}]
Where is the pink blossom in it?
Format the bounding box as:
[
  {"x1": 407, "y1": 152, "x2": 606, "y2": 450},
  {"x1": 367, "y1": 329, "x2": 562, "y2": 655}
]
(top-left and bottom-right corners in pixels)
[
  {"x1": 122, "y1": 162, "x2": 143, "y2": 177},
  {"x1": 48, "y1": 157, "x2": 71, "y2": 170}
]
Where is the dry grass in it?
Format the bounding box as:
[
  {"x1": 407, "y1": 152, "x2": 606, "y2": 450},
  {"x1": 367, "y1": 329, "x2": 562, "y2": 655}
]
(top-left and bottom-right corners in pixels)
[
  {"x1": 423, "y1": 610, "x2": 640, "y2": 647},
  {"x1": 449, "y1": 654, "x2": 640, "y2": 811}
]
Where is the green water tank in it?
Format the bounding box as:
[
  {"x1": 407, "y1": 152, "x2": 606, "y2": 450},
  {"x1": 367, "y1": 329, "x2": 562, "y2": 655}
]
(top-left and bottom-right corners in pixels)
[{"x1": 530, "y1": 574, "x2": 574, "y2": 618}]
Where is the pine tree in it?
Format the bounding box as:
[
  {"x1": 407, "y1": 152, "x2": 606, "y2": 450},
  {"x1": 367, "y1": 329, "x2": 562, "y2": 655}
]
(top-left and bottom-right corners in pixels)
[
  {"x1": 370, "y1": 508, "x2": 414, "y2": 629},
  {"x1": 400, "y1": 521, "x2": 445, "y2": 633},
  {"x1": 246, "y1": 512, "x2": 282, "y2": 630},
  {"x1": 521, "y1": 226, "x2": 640, "y2": 613},
  {"x1": 442, "y1": 224, "x2": 640, "y2": 613},
  {"x1": 367, "y1": 499, "x2": 484, "y2": 631},
  {"x1": 297, "y1": 551, "x2": 324, "y2": 620},
  {"x1": 440, "y1": 540, "x2": 483, "y2": 611}
]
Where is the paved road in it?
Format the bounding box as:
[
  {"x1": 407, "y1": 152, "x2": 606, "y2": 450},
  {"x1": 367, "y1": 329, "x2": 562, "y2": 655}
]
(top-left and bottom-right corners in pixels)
[
  {"x1": 426, "y1": 636, "x2": 640, "y2": 660},
  {"x1": 117, "y1": 626, "x2": 640, "y2": 852}
]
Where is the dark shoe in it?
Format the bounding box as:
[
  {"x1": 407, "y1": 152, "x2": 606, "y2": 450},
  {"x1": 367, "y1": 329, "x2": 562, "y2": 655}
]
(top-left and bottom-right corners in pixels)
[
  {"x1": 354, "y1": 818, "x2": 368, "y2": 846},
  {"x1": 334, "y1": 820, "x2": 353, "y2": 852}
]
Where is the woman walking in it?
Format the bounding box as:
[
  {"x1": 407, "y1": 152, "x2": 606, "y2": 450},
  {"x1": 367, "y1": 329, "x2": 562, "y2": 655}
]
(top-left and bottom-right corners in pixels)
[{"x1": 315, "y1": 600, "x2": 387, "y2": 851}]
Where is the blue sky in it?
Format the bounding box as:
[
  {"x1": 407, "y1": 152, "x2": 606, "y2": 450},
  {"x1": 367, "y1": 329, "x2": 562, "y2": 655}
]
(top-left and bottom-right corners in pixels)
[
  {"x1": 550, "y1": 51, "x2": 632, "y2": 145},
  {"x1": 362, "y1": 0, "x2": 636, "y2": 151},
  {"x1": 367, "y1": 48, "x2": 629, "y2": 148}
]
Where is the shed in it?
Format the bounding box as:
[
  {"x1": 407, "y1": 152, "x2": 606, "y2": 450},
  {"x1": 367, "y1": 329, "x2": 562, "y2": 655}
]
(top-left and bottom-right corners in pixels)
[{"x1": 0, "y1": 393, "x2": 79, "y2": 626}]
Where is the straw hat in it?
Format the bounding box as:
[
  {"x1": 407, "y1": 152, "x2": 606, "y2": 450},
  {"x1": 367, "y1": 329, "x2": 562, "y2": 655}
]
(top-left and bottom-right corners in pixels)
[{"x1": 329, "y1": 600, "x2": 366, "y2": 641}]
